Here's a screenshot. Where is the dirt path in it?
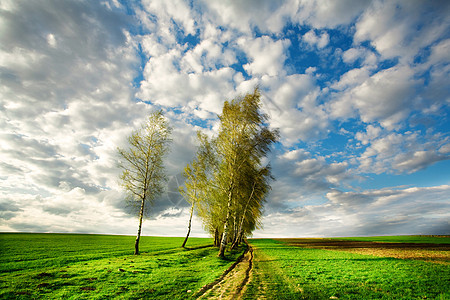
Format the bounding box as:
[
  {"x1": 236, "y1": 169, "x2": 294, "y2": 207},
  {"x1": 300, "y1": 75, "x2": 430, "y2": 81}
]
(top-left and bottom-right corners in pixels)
[{"x1": 195, "y1": 245, "x2": 253, "y2": 299}]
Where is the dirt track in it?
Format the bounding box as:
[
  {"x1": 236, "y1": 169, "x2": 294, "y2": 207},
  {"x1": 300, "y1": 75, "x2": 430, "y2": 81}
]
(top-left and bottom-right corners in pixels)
[
  {"x1": 277, "y1": 238, "x2": 450, "y2": 264},
  {"x1": 196, "y1": 245, "x2": 254, "y2": 299}
]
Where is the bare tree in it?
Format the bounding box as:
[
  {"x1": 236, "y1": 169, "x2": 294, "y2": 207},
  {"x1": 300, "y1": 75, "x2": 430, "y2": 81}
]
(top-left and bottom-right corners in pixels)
[{"x1": 118, "y1": 110, "x2": 172, "y2": 255}]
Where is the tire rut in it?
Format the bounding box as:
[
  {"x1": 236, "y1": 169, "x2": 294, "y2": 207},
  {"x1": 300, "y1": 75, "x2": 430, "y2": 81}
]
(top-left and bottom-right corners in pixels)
[
  {"x1": 232, "y1": 245, "x2": 253, "y2": 299},
  {"x1": 195, "y1": 244, "x2": 254, "y2": 299}
]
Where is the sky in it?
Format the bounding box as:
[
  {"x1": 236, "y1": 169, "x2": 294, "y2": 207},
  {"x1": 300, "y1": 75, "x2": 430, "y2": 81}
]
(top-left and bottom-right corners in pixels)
[{"x1": 0, "y1": 0, "x2": 449, "y2": 238}]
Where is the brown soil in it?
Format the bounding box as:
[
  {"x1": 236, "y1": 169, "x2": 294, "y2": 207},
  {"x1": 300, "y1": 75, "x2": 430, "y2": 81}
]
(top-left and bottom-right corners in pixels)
[
  {"x1": 196, "y1": 245, "x2": 254, "y2": 300},
  {"x1": 277, "y1": 238, "x2": 450, "y2": 264}
]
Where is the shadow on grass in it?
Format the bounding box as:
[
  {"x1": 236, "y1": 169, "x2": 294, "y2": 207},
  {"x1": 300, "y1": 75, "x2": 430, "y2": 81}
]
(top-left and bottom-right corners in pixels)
[{"x1": 182, "y1": 244, "x2": 214, "y2": 251}]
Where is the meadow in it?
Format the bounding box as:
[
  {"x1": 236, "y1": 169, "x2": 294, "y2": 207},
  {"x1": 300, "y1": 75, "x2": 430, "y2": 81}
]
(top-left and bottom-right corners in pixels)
[
  {"x1": 0, "y1": 233, "x2": 244, "y2": 299},
  {"x1": 0, "y1": 233, "x2": 448, "y2": 299}
]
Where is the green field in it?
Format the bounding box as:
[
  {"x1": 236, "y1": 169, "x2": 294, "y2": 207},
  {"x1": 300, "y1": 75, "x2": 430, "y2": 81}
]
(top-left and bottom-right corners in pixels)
[
  {"x1": 246, "y1": 239, "x2": 449, "y2": 299},
  {"x1": 0, "y1": 233, "x2": 244, "y2": 299},
  {"x1": 1, "y1": 233, "x2": 448, "y2": 299}
]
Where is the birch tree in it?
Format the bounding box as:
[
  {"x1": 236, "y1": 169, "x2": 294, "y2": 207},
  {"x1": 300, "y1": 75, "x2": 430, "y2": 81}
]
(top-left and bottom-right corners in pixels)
[
  {"x1": 182, "y1": 88, "x2": 278, "y2": 257},
  {"x1": 118, "y1": 110, "x2": 172, "y2": 255},
  {"x1": 216, "y1": 88, "x2": 278, "y2": 257},
  {"x1": 179, "y1": 153, "x2": 207, "y2": 247}
]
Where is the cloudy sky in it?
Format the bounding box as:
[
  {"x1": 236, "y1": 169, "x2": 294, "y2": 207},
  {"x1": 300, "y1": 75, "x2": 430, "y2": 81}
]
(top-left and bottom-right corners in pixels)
[{"x1": 1, "y1": 0, "x2": 449, "y2": 238}]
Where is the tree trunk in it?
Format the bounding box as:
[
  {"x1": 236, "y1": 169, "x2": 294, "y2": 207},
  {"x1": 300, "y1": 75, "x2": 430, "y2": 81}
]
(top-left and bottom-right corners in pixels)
[
  {"x1": 218, "y1": 219, "x2": 228, "y2": 258},
  {"x1": 231, "y1": 205, "x2": 248, "y2": 249},
  {"x1": 181, "y1": 202, "x2": 195, "y2": 248},
  {"x1": 218, "y1": 190, "x2": 233, "y2": 258},
  {"x1": 214, "y1": 227, "x2": 220, "y2": 247},
  {"x1": 134, "y1": 197, "x2": 146, "y2": 255},
  {"x1": 231, "y1": 182, "x2": 256, "y2": 250}
]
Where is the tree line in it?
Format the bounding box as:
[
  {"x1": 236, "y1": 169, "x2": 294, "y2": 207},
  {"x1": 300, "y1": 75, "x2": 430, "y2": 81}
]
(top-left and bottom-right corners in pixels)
[{"x1": 118, "y1": 88, "x2": 279, "y2": 257}]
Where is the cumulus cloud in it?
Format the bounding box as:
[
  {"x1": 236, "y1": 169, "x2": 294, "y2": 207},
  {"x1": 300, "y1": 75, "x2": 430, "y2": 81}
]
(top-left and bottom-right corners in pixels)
[
  {"x1": 256, "y1": 185, "x2": 450, "y2": 237},
  {"x1": 259, "y1": 73, "x2": 330, "y2": 145},
  {"x1": 0, "y1": 1, "x2": 156, "y2": 232},
  {"x1": 302, "y1": 30, "x2": 329, "y2": 49},
  {"x1": 354, "y1": 1, "x2": 450, "y2": 63},
  {"x1": 1, "y1": 0, "x2": 448, "y2": 238},
  {"x1": 291, "y1": 0, "x2": 371, "y2": 29},
  {"x1": 264, "y1": 149, "x2": 353, "y2": 215},
  {"x1": 355, "y1": 129, "x2": 449, "y2": 174},
  {"x1": 329, "y1": 65, "x2": 421, "y2": 129},
  {"x1": 342, "y1": 47, "x2": 377, "y2": 67},
  {"x1": 198, "y1": 0, "x2": 291, "y2": 34},
  {"x1": 239, "y1": 36, "x2": 291, "y2": 77}
]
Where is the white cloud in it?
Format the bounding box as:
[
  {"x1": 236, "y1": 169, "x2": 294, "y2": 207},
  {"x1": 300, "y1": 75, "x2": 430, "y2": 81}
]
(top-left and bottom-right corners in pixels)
[
  {"x1": 1, "y1": 0, "x2": 449, "y2": 239},
  {"x1": 259, "y1": 73, "x2": 329, "y2": 145},
  {"x1": 0, "y1": 1, "x2": 158, "y2": 232},
  {"x1": 141, "y1": 0, "x2": 196, "y2": 35},
  {"x1": 356, "y1": 130, "x2": 449, "y2": 174},
  {"x1": 239, "y1": 35, "x2": 290, "y2": 77},
  {"x1": 264, "y1": 149, "x2": 353, "y2": 214},
  {"x1": 199, "y1": 0, "x2": 291, "y2": 34},
  {"x1": 393, "y1": 150, "x2": 446, "y2": 174},
  {"x1": 355, "y1": 125, "x2": 382, "y2": 145},
  {"x1": 354, "y1": 1, "x2": 450, "y2": 63},
  {"x1": 428, "y1": 38, "x2": 450, "y2": 66},
  {"x1": 342, "y1": 47, "x2": 377, "y2": 67},
  {"x1": 138, "y1": 57, "x2": 238, "y2": 115},
  {"x1": 329, "y1": 65, "x2": 420, "y2": 129},
  {"x1": 302, "y1": 30, "x2": 329, "y2": 49},
  {"x1": 292, "y1": 0, "x2": 371, "y2": 29},
  {"x1": 255, "y1": 184, "x2": 450, "y2": 237},
  {"x1": 330, "y1": 67, "x2": 370, "y2": 91},
  {"x1": 181, "y1": 38, "x2": 237, "y2": 73}
]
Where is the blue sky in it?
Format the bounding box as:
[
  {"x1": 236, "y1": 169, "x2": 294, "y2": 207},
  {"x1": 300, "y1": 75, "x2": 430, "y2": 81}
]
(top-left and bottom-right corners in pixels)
[{"x1": 0, "y1": 0, "x2": 449, "y2": 237}]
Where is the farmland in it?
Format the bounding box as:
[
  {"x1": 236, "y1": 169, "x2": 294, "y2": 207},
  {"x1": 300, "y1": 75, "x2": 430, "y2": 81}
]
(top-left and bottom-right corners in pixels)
[{"x1": 0, "y1": 233, "x2": 448, "y2": 299}]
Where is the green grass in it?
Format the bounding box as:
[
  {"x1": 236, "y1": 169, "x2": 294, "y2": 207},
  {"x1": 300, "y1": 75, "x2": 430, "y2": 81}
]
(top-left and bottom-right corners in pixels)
[
  {"x1": 246, "y1": 239, "x2": 449, "y2": 300},
  {"x1": 2, "y1": 234, "x2": 448, "y2": 299},
  {"x1": 0, "y1": 233, "x2": 245, "y2": 299},
  {"x1": 331, "y1": 235, "x2": 450, "y2": 244}
]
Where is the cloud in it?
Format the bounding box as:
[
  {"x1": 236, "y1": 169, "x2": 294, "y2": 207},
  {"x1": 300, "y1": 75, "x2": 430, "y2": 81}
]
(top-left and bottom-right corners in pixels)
[
  {"x1": 0, "y1": 1, "x2": 147, "y2": 227},
  {"x1": 329, "y1": 65, "x2": 421, "y2": 129},
  {"x1": 292, "y1": 0, "x2": 371, "y2": 29},
  {"x1": 264, "y1": 149, "x2": 353, "y2": 215},
  {"x1": 239, "y1": 36, "x2": 291, "y2": 77},
  {"x1": 198, "y1": 0, "x2": 290, "y2": 34},
  {"x1": 141, "y1": 0, "x2": 195, "y2": 36},
  {"x1": 354, "y1": 1, "x2": 450, "y2": 63},
  {"x1": 1, "y1": 0, "x2": 448, "y2": 238},
  {"x1": 330, "y1": 67, "x2": 370, "y2": 91},
  {"x1": 356, "y1": 129, "x2": 449, "y2": 174},
  {"x1": 342, "y1": 47, "x2": 377, "y2": 67},
  {"x1": 256, "y1": 185, "x2": 450, "y2": 237},
  {"x1": 0, "y1": 198, "x2": 23, "y2": 220},
  {"x1": 302, "y1": 30, "x2": 329, "y2": 49},
  {"x1": 260, "y1": 73, "x2": 330, "y2": 145}
]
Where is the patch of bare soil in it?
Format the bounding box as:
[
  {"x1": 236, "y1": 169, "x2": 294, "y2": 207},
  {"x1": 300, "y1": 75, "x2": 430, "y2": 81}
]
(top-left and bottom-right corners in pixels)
[
  {"x1": 277, "y1": 239, "x2": 450, "y2": 264},
  {"x1": 197, "y1": 245, "x2": 254, "y2": 300}
]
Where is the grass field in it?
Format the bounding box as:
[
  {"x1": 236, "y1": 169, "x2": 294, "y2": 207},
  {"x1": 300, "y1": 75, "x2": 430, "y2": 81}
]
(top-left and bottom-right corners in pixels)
[
  {"x1": 1, "y1": 233, "x2": 448, "y2": 299},
  {"x1": 0, "y1": 233, "x2": 244, "y2": 299},
  {"x1": 245, "y1": 238, "x2": 449, "y2": 299}
]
